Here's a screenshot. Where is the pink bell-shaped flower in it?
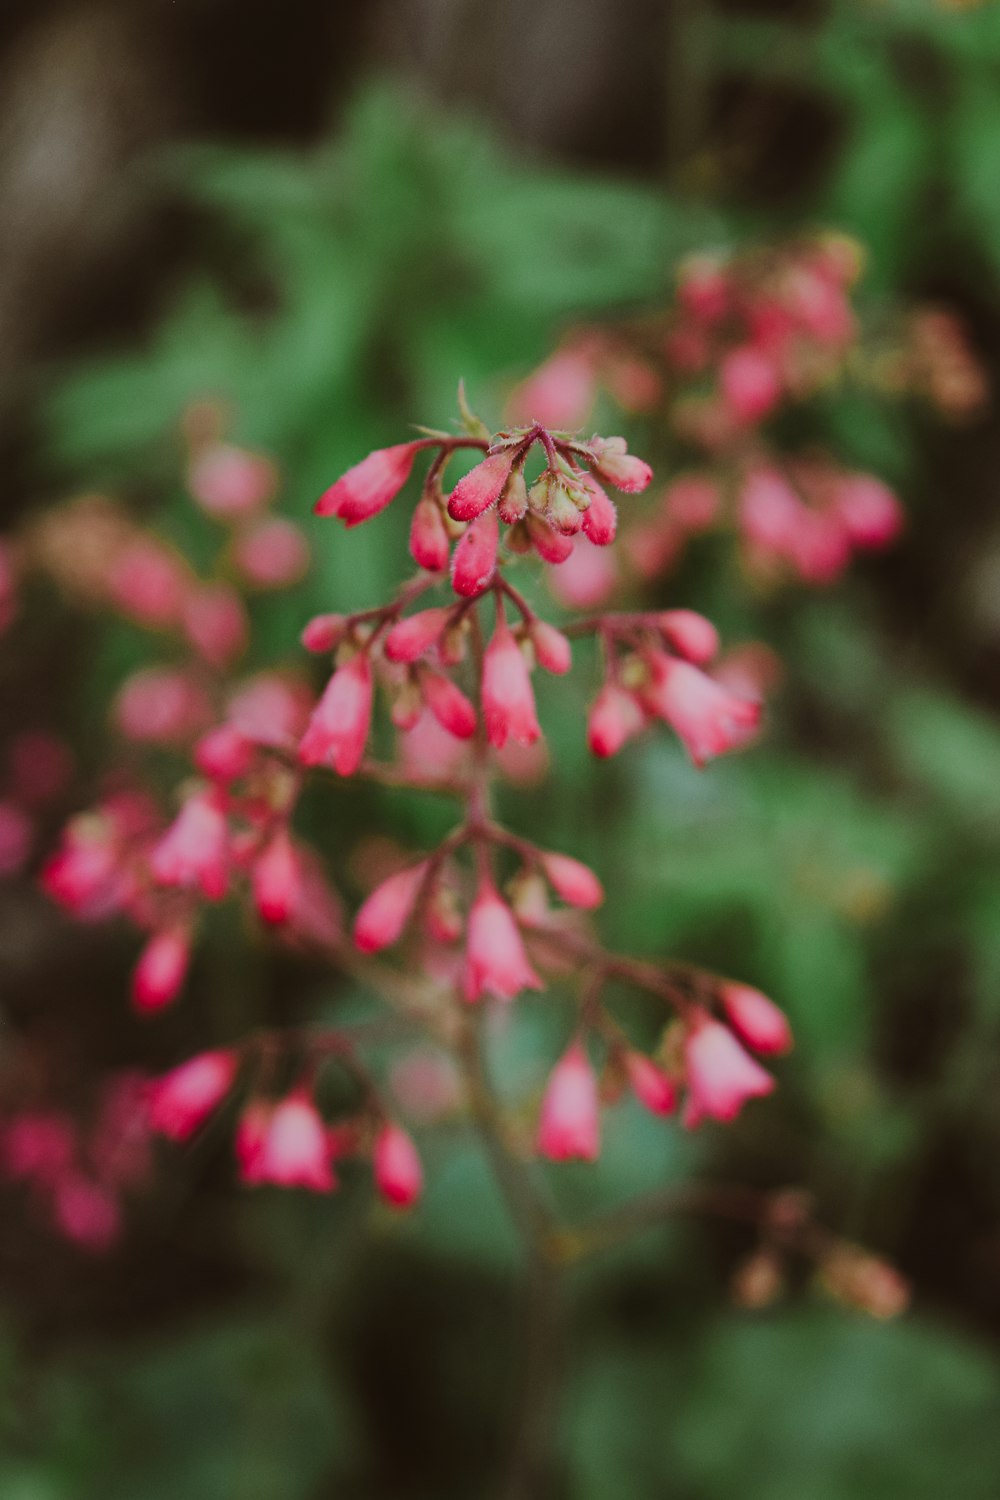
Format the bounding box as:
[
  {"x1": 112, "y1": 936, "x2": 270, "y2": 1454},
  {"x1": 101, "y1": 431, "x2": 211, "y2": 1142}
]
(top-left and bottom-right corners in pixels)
[
  {"x1": 131, "y1": 926, "x2": 191, "y2": 1013},
  {"x1": 720, "y1": 983, "x2": 793, "y2": 1055},
  {"x1": 537, "y1": 1040, "x2": 600, "y2": 1161},
  {"x1": 373, "y1": 1122, "x2": 424, "y2": 1208},
  {"x1": 682, "y1": 1015, "x2": 774, "y2": 1126},
  {"x1": 354, "y1": 861, "x2": 428, "y2": 953},
  {"x1": 482, "y1": 616, "x2": 540, "y2": 748},
  {"x1": 462, "y1": 877, "x2": 542, "y2": 1002},
  {"x1": 148, "y1": 1049, "x2": 238, "y2": 1141},
  {"x1": 314, "y1": 441, "x2": 423, "y2": 526},
  {"x1": 150, "y1": 788, "x2": 229, "y2": 901},
  {"x1": 251, "y1": 827, "x2": 302, "y2": 925},
  {"x1": 298, "y1": 654, "x2": 373, "y2": 775},
  {"x1": 248, "y1": 1093, "x2": 336, "y2": 1191}
]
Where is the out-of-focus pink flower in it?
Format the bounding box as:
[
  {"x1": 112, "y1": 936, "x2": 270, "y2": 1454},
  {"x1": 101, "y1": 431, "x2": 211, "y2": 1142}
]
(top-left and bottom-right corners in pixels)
[
  {"x1": 52, "y1": 1175, "x2": 121, "y2": 1252},
  {"x1": 683, "y1": 1015, "x2": 774, "y2": 1126},
  {"x1": 113, "y1": 668, "x2": 212, "y2": 746},
  {"x1": 299, "y1": 654, "x2": 372, "y2": 775},
  {"x1": 150, "y1": 788, "x2": 229, "y2": 900},
  {"x1": 463, "y1": 878, "x2": 542, "y2": 1003},
  {"x1": 451, "y1": 509, "x2": 499, "y2": 597},
  {"x1": 447, "y1": 451, "x2": 515, "y2": 523},
  {"x1": 483, "y1": 617, "x2": 540, "y2": 749},
  {"x1": 677, "y1": 254, "x2": 730, "y2": 324},
  {"x1": 625, "y1": 1051, "x2": 677, "y2": 1115},
  {"x1": 529, "y1": 621, "x2": 572, "y2": 675},
  {"x1": 232, "y1": 518, "x2": 309, "y2": 588},
  {"x1": 252, "y1": 827, "x2": 301, "y2": 925},
  {"x1": 645, "y1": 655, "x2": 760, "y2": 768},
  {"x1": 373, "y1": 1122, "x2": 424, "y2": 1208},
  {"x1": 246, "y1": 1094, "x2": 335, "y2": 1191},
  {"x1": 300, "y1": 613, "x2": 346, "y2": 653},
  {"x1": 131, "y1": 926, "x2": 191, "y2": 1013},
  {"x1": 0, "y1": 801, "x2": 33, "y2": 876},
  {"x1": 3, "y1": 1112, "x2": 75, "y2": 1182},
  {"x1": 587, "y1": 682, "x2": 645, "y2": 758},
  {"x1": 194, "y1": 723, "x2": 255, "y2": 783},
  {"x1": 540, "y1": 852, "x2": 603, "y2": 909},
  {"x1": 588, "y1": 437, "x2": 653, "y2": 494},
  {"x1": 227, "y1": 673, "x2": 312, "y2": 749},
  {"x1": 740, "y1": 469, "x2": 802, "y2": 562},
  {"x1": 548, "y1": 535, "x2": 618, "y2": 610},
  {"x1": 0, "y1": 539, "x2": 18, "y2": 634},
  {"x1": 421, "y1": 670, "x2": 477, "y2": 739},
  {"x1": 109, "y1": 539, "x2": 190, "y2": 628},
  {"x1": 834, "y1": 474, "x2": 903, "y2": 549},
  {"x1": 354, "y1": 861, "x2": 427, "y2": 953},
  {"x1": 41, "y1": 812, "x2": 130, "y2": 918},
  {"x1": 398, "y1": 709, "x2": 469, "y2": 783},
  {"x1": 315, "y1": 442, "x2": 423, "y2": 525},
  {"x1": 537, "y1": 1040, "x2": 600, "y2": 1161},
  {"x1": 148, "y1": 1049, "x2": 238, "y2": 1140},
  {"x1": 657, "y1": 610, "x2": 719, "y2": 666},
  {"x1": 789, "y1": 508, "x2": 851, "y2": 585},
  {"x1": 507, "y1": 345, "x2": 599, "y2": 430},
  {"x1": 183, "y1": 584, "x2": 249, "y2": 669},
  {"x1": 384, "y1": 608, "x2": 451, "y2": 664},
  {"x1": 188, "y1": 443, "x2": 277, "y2": 519},
  {"x1": 720, "y1": 346, "x2": 783, "y2": 425},
  {"x1": 720, "y1": 983, "x2": 793, "y2": 1055},
  {"x1": 664, "y1": 475, "x2": 720, "y2": 532},
  {"x1": 8, "y1": 731, "x2": 73, "y2": 807}
]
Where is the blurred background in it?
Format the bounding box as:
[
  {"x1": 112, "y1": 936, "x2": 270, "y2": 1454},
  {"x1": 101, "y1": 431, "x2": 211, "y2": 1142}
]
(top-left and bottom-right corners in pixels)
[{"x1": 3, "y1": 1, "x2": 1000, "y2": 1496}]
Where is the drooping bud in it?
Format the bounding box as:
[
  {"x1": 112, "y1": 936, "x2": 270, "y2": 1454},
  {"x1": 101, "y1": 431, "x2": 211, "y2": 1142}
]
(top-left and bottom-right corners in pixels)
[
  {"x1": 588, "y1": 437, "x2": 653, "y2": 494},
  {"x1": 447, "y1": 450, "x2": 515, "y2": 522},
  {"x1": 644, "y1": 656, "x2": 760, "y2": 768},
  {"x1": 384, "y1": 608, "x2": 451, "y2": 664},
  {"x1": 451, "y1": 509, "x2": 499, "y2": 597},
  {"x1": 252, "y1": 827, "x2": 301, "y2": 925},
  {"x1": 188, "y1": 442, "x2": 277, "y2": 518},
  {"x1": 834, "y1": 474, "x2": 903, "y2": 549},
  {"x1": 462, "y1": 878, "x2": 543, "y2": 1002},
  {"x1": 537, "y1": 1040, "x2": 600, "y2": 1161},
  {"x1": 482, "y1": 616, "x2": 540, "y2": 748},
  {"x1": 409, "y1": 494, "x2": 451, "y2": 571},
  {"x1": 624, "y1": 1051, "x2": 677, "y2": 1115},
  {"x1": 148, "y1": 1049, "x2": 238, "y2": 1141},
  {"x1": 540, "y1": 852, "x2": 603, "y2": 909},
  {"x1": 109, "y1": 539, "x2": 190, "y2": 628},
  {"x1": 720, "y1": 983, "x2": 793, "y2": 1055},
  {"x1": 421, "y1": 670, "x2": 477, "y2": 739},
  {"x1": 682, "y1": 1014, "x2": 774, "y2": 1126},
  {"x1": 300, "y1": 613, "x2": 346, "y2": 653},
  {"x1": 498, "y1": 467, "x2": 529, "y2": 525},
  {"x1": 720, "y1": 346, "x2": 782, "y2": 424},
  {"x1": 183, "y1": 584, "x2": 249, "y2": 669},
  {"x1": 526, "y1": 511, "x2": 575, "y2": 564},
  {"x1": 587, "y1": 682, "x2": 645, "y2": 758},
  {"x1": 249, "y1": 1093, "x2": 335, "y2": 1191},
  {"x1": 354, "y1": 861, "x2": 428, "y2": 953},
  {"x1": 527, "y1": 620, "x2": 571, "y2": 676},
  {"x1": 580, "y1": 476, "x2": 618, "y2": 546},
  {"x1": 194, "y1": 724, "x2": 255, "y2": 783},
  {"x1": 315, "y1": 442, "x2": 423, "y2": 525},
  {"x1": 657, "y1": 609, "x2": 719, "y2": 666},
  {"x1": 150, "y1": 789, "x2": 229, "y2": 901},
  {"x1": 132, "y1": 927, "x2": 191, "y2": 1013},
  {"x1": 298, "y1": 654, "x2": 373, "y2": 775},
  {"x1": 373, "y1": 1122, "x2": 424, "y2": 1208}
]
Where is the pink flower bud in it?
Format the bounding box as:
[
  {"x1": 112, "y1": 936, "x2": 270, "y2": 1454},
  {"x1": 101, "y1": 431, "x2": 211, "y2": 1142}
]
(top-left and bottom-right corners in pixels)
[
  {"x1": 657, "y1": 609, "x2": 719, "y2": 666},
  {"x1": 299, "y1": 654, "x2": 373, "y2": 775},
  {"x1": 625, "y1": 1051, "x2": 677, "y2": 1115},
  {"x1": 354, "y1": 861, "x2": 427, "y2": 953},
  {"x1": 482, "y1": 617, "x2": 540, "y2": 748},
  {"x1": 132, "y1": 926, "x2": 191, "y2": 1013},
  {"x1": 4, "y1": 1112, "x2": 75, "y2": 1182},
  {"x1": 151, "y1": 789, "x2": 229, "y2": 900},
  {"x1": 540, "y1": 851, "x2": 603, "y2": 909},
  {"x1": 498, "y1": 469, "x2": 529, "y2": 525},
  {"x1": 384, "y1": 608, "x2": 451, "y2": 663},
  {"x1": 790, "y1": 509, "x2": 851, "y2": 585},
  {"x1": 183, "y1": 584, "x2": 249, "y2": 669},
  {"x1": 53, "y1": 1175, "x2": 121, "y2": 1253},
  {"x1": 252, "y1": 827, "x2": 301, "y2": 925},
  {"x1": 41, "y1": 814, "x2": 127, "y2": 917},
  {"x1": 421, "y1": 670, "x2": 477, "y2": 739},
  {"x1": 682, "y1": 1015, "x2": 774, "y2": 1126},
  {"x1": 249, "y1": 1094, "x2": 335, "y2": 1191},
  {"x1": 720, "y1": 346, "x2": 782, "y2": 424},
  {"x1": 526, "y1": 512, "x2": 575, "y2": 564},
  {"x1": 409, "y1": 495, "x2": 451, "y2": 571},
  {"x1": 530, "y1": 621, "x2": 572, "y2": 675},
  {"x1": 451, "y1": 509, "x2": 499, "y2": 597},
  {"x1": 188, "y1": 443, "x2": 277, "y2": 518},
  {"x1": 589, "y1": 437, "x2": 653, "y2": 494},
  {"x1": 373, "y1": 1122, "x2": 424, "y2": 1208},
  {"x1": 587, "y1": 683, "x2": 644, "y2": 758},
  {"x1": 109, "y1": 539, "x2": 190, "y2": 628},
  {"x1": 720, "y1": 983, "x2": 793, "y2": 1055},
  {"x1": 678, "y1": 254, "x2": 730, "y2": 323},
  {"x1": 462, "y1": 878, "x2": 542, "y2": 1002},
  {"x1": 834, "y1": 474, "x2": 903, "y2": 549},
  {"x1": 315, "y1": 441, "x2": 423, "y2": 525},
  {"x1": 114, "y1": 668, "x2": 213, "y2": 746},
  {"x1": 148, "y1": 1049, "x2": 238, "y2": 1140},
  {"x1": 645, "y1": 656, "x2": 760, "y2": 768},
  {"x1": 194, "y1": 723, "x2": 255, "y2": 783},
  {"x1": 300, "y1": 613, "x2": 347, "y2": 653},
  {"x1": 507, "y1": 347, "x2": 598, "y2": 430},
  {"x1": 580, "y1": 477, "x2": 618, "y2": 546},
  {"x1": 233, "y1": 518, "x2": 309, "y2": 588},
  {"x1": 537, "y1": 1041, "x2": 600, "y2": 1161},
  {"x1": 740, "y1": 469, "x2": 802, "y2": 559},
  {"x1": 447, "y1": 450, "x2": 515, "y2": 523}
]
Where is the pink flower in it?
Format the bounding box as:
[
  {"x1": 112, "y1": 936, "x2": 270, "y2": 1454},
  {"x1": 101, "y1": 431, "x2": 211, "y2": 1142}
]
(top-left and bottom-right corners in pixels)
[
  {"x1": 384, "y1": 608, "x2": 451, "y2": 663},
  {"x1": 109, "y1": 539, "x2": 189, "y2": 628},
  {"x1": 657, "y1": 610, "x2": 719, "y2": 666},
  {"x1": 529, "y1": 621, "x2": 572, "y2": 675},
  {"x1": 506, "y1": 346, "x2": 599, "y2": 430},
  {"x1": 52, "y1": 1176, "x2": 121, "y2": 1253},
  {"x1": 421, "y1": 670, "x2": 478, "y2": 739},
  {"x1": 624, "y1": 1051, "x2": 677, "y2": 1115},
  {"x1": 547, "y1": 536, "x2": 617, "y2": 608},
  {"x1": 739, "y1": 469, "x2": 803, "y2": 559},
  {"x1": 526, "y1": 512, "x2": 575, "y2": 564},
  {"x1": 248, "y1": 1095, "x2": 335, "y2": 1191},
  {"x1": 677, "y1": 254, "x2": 730, "y2": 323},
  {"x1": 233, "y1": 518, "x2": 309, "y2": 588},
  {"x1": 587, "y1": 683, "x2": 645, "y2": 758},
  {"x1": 4, "y1": 1112, "x2": 75, "y2": 1183},
  {"x1": 252, "y1": 828, "x2": 301, "y2": 925},
  {"x1": 227, "y1": 672, "x2": 313, "y2": 749},
  {"x1": 409, "y1": 496, "x2": 451, "y2": 571},
  {"x1": 151, "y1": 789, "x2": 229, "y2": 900},
  {"x1": 645, "y1": 656, "x2": 760, "y2": 768},
  {"x1": 41, "y1": 814, "x2": 128, "y2": 918},
  {"x1": 682, "y1": 1016, "x2": 774, "y2": 1126},
  {"x1": 588, "y1": 437, "x2": 653, "y2": 494},
  {"x1": 451, "y1": 509, "x2": 499, "y2": 597},
  {"x1": 183, "y1": 584, "x2": 249, "y2": 669},
  {"x1": 300, "y1": 613, "x2": 346, "y2": 653},
  {"x1": 234, "y1": 1100, "x2": 271, "y2": 1183},
  {"x1": 580, "y1": 477, "x2": 618, "y2": 546},
  {"x1": 353, "y1": 861, "x2": 427, "y2": 953},
  {"x1": 720, "y1": 346, "x2": 783, "y2": 424},
  {"x1": 482, "y1": 617, "x2": 540, "y2": 748},
  {"x1": 537, "y1": 1041, "x2": 600, "y2": 1161},
  {"x1": 447, "y1": 450, "x2": 515, "y2": 523},
  {"x1": 463, "y1": 879, "x2": 542, "y2": 1002},
  {"x1": 720, "y1": 983, "x2": 793, "y2": 1055},
  {"x1": 299, "y1": 654, "x2": 373, "y2": 775},
  {"x1": 665, "y1": 475, "x2": 720, "y2": 532},
  {"x1": 148, "y1": 1049, "x2": 238, "y2": 1140},
  {"x1": 834, "y1": 474, "x2": 903, "y2": 549},
  {"x1": 789, "y1": 509, "x2": 851, "y2": 585},
  {"x1": 314, "y1": 442, "x2": 423, "y2": 526},
  {"x1": 373, "y1": 1122, "x2": 424, "y2": 1208},
  {"x1": 188, "y1": 443, "x2": 277, "y2": 518},
  {"x1": 132, "y1": 926, "x2": 191, "y2": 1013},
  {"x1": 540, "y1": 852, "x2": 603, "y2": 909},
  {"x1": 194, "y1": 723, "x2": 255, "y2": 783},
  {"x1": 114, "y1": 668, "x2": 212, "y2": 746}
]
